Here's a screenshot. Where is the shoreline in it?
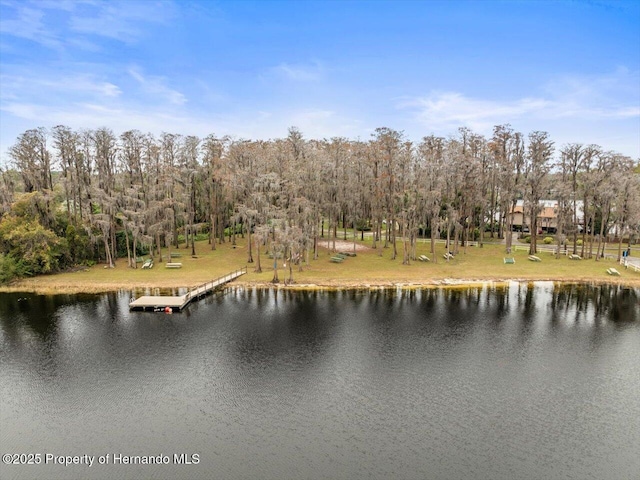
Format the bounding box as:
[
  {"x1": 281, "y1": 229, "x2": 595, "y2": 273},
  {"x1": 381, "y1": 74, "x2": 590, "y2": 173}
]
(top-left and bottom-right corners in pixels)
[
  {"x1": 1, "y1": 276, "x2": 638, "y2": 295},
  {"x1": 2, "y1": 239, "x2": 638, "y2": 295}
]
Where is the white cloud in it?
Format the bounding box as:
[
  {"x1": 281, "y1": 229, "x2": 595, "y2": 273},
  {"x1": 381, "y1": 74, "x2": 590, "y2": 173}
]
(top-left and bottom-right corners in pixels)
[
  {"x1": 1, "y1": 72, "x2": 122, "y2": 101},
  {"x1": 69, "y1": 1, "x2": 174, "y2": 42},
  {"x1": 1, "y1": 102, "x2": 41, "y2": 120},
  {"x1": 0, "y1": 4, "x2": 63, "y2": 50},
  {"x1": 269, "y1": 62, "x2": 324, "y2": 82},
  {"x1": 69, "y1": 2, "x2": 164, "y2": 43},
  {"x1": 400, "y1": 92, "x2": 553, "y2": 132},
  {"x1": 32, "y1": 0, "x2": 84, "y2": 12},
  {"x1": 218, "y1": 108, "x2": 365, "y2": 141},
  {"x1": 400, "y1": 69, "x2": 640, "y2": 140},
  {"x1": 128, "y1": 67, "x2": 186, "y2": 105},
  {"x1": 0, "y1": 101, "x2": 194, "y2": 138},
  {"x1": 540, "y1": 68, "x2": 640, "y2": 120},
  {"x1": 0, "y1": 0, "x2": 175, "y2": 51}
]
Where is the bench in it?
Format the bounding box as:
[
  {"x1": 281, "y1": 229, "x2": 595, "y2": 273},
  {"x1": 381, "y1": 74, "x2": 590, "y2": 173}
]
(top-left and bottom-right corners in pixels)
[
  {"x1": 503, "y1": 257, "x2": 515, "y2": 264},
  {"x1": 569, "y1": 254, "x2": 582, "y2": 260},
  {"x1": 418, "y1": 255, "x2": 430, "y2": 262},
  {"x1": 528, "y1": 255, "x2": 541, "y2": 262},
  {"x1": 141, "y1": 259, "x2": 153, "y2": 269},
  {"x1": 340, "y1": 251, "x2": 357, "y2": 257},
  {"x1": 165, "y1": 262, "x2": 183, "y2": 268},
  {"x1": 170, "y1": 252, "x2": 182, "y2": 258},
  {"x1": 443, "y1": 253, "x2": 454, "y2": 260},
  {"x1": 606, "y1": 267, "x2": 620, "y2": 276},
  {"x1": 330, "y1": 252, "x2": 350, "y2": 263}
]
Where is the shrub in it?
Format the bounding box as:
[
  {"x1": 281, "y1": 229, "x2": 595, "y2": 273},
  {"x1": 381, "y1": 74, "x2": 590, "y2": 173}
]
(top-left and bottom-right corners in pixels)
[
  {"x1": 0, "y1": 215, "x2": 69, "y2": 275},
  {"x1": 0, "y1": 254, "x2": 30, "y2": 283},
  {"x1": 357, "y1": 220, "x2": 372, "y2": 232},
  {"x1": 524, "y1": 236, "x2": 531, "y2": 244},
  {"x1": 177, "y1": 232, "x2": 209, "y2": 243},
  {"x1": 543, "y1": 236, "x2": 554, "y2": 245},
  {"x1": 576, "y1": 239, "x2": 583, "y2": 246}
]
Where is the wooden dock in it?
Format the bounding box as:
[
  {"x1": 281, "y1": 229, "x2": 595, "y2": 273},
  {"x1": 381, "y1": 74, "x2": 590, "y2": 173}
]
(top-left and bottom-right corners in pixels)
[{"x1": 129, "y1": 267, "x2": 247, "y2": 311}]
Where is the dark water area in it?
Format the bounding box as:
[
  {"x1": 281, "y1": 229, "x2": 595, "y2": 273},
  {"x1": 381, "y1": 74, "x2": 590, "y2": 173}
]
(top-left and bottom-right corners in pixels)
[{"x1": 1, "y1": 283, "x2": 639, "y2": 480}]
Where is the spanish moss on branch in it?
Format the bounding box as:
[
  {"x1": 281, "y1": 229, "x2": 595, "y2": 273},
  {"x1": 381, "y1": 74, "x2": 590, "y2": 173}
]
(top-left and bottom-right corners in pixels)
[{"x1": 1, "y1": 125, "x2": 638, "y2": 283}]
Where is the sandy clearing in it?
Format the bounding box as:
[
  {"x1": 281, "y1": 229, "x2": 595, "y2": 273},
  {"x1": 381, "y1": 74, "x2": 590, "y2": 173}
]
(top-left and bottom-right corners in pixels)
[{"x1": 317, "y1": 239, "x2": 372, "y2": 252}]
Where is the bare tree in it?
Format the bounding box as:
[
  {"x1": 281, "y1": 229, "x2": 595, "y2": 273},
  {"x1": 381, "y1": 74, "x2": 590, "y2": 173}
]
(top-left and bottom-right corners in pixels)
[
  {"x1": 616, "y1": 170, "x2": 640, "y2": 259},
  {"x1": 417, "y1": 135, "x2": 446, "y2": 261},
  {"x1": 577, "y1": 145, "x2": 601, "y2": 258},
  {"x1": 5, "y1": 123, "x2": 636, "y2": 279},
  {"x1": 202, "y1": 134, "x2": 229, "y2": 250},
  {"x1": 524, "y1": 131, "x2": 553, "y2": 255},
  {"x1": 490, "y1": 125, "x2": 524, "y2": 254},
  {"x1": 0, "y1": 168, "x2": 16, "y2": 216}
]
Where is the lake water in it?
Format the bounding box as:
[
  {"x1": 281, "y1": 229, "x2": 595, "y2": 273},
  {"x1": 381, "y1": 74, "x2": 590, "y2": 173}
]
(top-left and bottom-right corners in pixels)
[{"x1": 1, "y1": 283, "x2": 639, "y2": 480}]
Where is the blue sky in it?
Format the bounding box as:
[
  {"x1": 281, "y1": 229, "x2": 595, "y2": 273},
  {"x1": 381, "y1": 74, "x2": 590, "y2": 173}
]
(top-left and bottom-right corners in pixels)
[{"x1": 1, "y1": 0, "x2": 638, "y2": 164}]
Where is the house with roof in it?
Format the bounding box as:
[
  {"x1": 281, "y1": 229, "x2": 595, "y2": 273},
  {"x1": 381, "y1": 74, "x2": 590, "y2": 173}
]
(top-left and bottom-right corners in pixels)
[{"x1": 508, "y1": 200, "x2": 584, "y2": 234}]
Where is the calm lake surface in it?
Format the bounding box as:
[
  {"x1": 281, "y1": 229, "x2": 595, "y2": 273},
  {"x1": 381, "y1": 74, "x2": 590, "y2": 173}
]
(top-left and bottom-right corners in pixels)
[{"x1": 1, "y1": 283, "x2": 639, "y2": 480}]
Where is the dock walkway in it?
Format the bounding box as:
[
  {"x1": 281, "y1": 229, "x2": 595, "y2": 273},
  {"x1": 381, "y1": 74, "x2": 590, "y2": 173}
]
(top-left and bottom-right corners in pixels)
[{"x1": 129, "y1": 267, "x2": 247, "y2": 311}]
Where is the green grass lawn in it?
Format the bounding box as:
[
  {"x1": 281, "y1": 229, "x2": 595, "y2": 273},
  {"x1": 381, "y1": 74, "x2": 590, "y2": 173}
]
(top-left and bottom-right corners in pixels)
[{"x1": 2, "y1": 237, "x2": 638, "y2": 294}]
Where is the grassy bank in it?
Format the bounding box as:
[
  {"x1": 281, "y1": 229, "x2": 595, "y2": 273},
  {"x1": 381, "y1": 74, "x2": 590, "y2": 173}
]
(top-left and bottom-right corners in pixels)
[{"x1": 1, "y1": 238, "x2": 638, "y2": 295}]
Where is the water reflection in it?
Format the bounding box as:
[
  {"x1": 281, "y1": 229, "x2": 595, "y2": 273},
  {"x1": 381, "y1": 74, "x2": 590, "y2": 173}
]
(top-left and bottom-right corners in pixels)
[
  {"x1": 548, "y1": 283, "x2": 638, "y2": 322},
  {"x1": 1, "y1": 284, "x2": 637, "y2": 369},
  {"x1": 0, "y1": 283, "x2": 638, "y2": 480}
]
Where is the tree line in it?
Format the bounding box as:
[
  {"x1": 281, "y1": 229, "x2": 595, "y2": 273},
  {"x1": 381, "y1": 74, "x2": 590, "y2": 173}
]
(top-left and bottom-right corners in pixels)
[{"x1": 1, "y1": 124, "x2": 638, "y2": 283}]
